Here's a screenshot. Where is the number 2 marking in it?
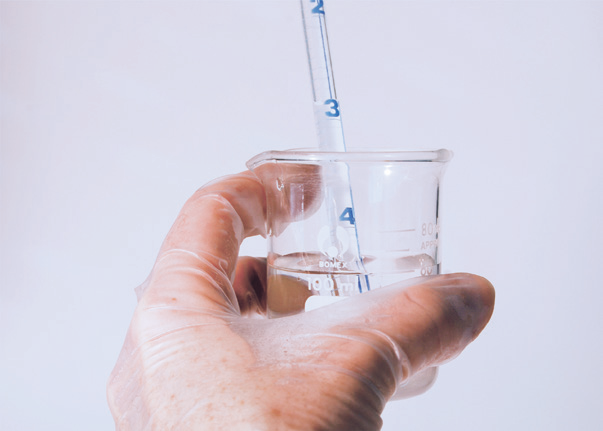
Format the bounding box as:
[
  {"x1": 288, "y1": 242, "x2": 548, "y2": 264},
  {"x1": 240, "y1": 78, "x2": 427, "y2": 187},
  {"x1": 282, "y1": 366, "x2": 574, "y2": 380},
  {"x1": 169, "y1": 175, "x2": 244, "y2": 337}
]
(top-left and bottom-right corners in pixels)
[
  {"x1": 311, "y1": 0, "x2": 325, "y2": 14},
  {"x1": 324, "y1": 99, "x2": 340, "y2": 117}
]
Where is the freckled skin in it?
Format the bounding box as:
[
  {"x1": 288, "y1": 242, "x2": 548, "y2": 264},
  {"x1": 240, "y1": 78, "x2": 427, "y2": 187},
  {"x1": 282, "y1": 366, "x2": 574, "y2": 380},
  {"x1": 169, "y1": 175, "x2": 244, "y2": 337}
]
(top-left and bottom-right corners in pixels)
[{"x1": 107, "y1": 172, "x2": 495, "y2": 431}]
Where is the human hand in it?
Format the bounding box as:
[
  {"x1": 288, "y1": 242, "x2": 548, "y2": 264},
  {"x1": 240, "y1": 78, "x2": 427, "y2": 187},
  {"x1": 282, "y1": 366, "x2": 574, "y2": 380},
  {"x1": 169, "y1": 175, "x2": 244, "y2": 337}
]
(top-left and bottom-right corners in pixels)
[{"x1": 107, "y1": 171, "x2": 495, "y2": 430}]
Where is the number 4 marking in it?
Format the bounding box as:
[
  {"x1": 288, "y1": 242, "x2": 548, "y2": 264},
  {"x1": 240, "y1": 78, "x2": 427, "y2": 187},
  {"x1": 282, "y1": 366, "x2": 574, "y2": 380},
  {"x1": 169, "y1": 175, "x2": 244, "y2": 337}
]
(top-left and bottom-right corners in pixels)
[{"x1": 339, "y1": 207, "x2": 355, "y2": 225}]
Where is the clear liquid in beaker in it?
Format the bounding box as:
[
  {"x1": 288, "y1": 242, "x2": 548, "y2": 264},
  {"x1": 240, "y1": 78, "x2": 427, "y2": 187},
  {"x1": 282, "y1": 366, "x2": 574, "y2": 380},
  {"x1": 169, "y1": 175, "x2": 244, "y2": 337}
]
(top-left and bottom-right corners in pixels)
[{"x1": 266, "y1": 252, "x2": 439, "y2": 318}]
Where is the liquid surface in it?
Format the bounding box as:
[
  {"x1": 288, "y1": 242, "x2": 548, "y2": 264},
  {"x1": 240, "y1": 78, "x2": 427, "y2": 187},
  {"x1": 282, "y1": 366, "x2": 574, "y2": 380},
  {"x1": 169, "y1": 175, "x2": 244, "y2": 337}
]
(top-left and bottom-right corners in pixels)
[{"x1": 267, "y1": 252, "x2": 439, "y2": 318}]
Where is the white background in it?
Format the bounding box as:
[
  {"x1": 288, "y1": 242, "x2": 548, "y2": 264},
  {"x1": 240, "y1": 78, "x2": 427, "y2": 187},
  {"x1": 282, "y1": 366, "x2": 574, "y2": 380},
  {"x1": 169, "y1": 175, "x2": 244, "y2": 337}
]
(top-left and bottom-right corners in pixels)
[{"x1": 1, "y1": 1, "x2": 602, "y2": 430}]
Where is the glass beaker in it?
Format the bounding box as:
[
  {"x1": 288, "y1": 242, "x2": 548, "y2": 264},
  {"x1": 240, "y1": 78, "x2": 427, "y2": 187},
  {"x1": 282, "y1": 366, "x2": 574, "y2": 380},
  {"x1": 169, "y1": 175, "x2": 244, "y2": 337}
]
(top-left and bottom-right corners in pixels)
[{"x1": 247, "y1": 149, "x2": 452, "y2": 319}]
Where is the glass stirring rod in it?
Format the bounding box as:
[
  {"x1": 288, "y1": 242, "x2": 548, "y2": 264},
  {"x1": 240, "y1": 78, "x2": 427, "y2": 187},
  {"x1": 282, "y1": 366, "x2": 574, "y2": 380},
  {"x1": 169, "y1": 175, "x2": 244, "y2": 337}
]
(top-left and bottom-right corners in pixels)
[{"x1": 299, "y1": 0, "x2": 370, "y2": 292}]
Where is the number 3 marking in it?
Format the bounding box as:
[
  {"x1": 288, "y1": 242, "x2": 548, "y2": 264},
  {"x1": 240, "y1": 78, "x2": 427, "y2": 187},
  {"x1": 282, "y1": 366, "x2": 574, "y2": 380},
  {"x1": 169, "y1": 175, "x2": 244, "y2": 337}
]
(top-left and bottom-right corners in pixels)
[{"x1": 324, "y1": 99, "x2": 340, "y2": 117}]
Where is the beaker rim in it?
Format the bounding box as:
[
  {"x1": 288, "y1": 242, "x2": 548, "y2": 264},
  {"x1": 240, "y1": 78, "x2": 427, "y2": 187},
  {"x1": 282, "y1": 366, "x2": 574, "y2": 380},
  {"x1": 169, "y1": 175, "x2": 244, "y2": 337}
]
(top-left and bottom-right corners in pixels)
[{"x1": 247, "y1": 148, "x2": 453, "y2": 169}]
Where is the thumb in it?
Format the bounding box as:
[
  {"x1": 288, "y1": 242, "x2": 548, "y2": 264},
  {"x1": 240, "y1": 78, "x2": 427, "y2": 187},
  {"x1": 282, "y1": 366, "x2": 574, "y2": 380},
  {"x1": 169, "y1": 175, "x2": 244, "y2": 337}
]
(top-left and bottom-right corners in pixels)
[{"x1": 308, "y1": 273, "x2": 495, "y2": 400}]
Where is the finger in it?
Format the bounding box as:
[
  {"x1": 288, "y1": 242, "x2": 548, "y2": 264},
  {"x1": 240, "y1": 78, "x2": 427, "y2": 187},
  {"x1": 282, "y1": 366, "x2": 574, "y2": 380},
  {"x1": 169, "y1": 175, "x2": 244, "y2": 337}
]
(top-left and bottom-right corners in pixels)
[
  {"x1": 161, "y1": 171, "x2": 266, "y2": 262},
  {"x1": 370, "y1": 273, "x2": 495, "y2": 369},
  {"x1": 307, "y1": 273, "x2": 495, "y2": 399},
  {"x1": 141, "y1": 172, "x2": 266, "y2": 312},
  {"x1": 250, "y1": 162, "x2": 323, "y2": 236},
  {"x1": 232, "y1": 257, "x2": 267, "y2": 316}
]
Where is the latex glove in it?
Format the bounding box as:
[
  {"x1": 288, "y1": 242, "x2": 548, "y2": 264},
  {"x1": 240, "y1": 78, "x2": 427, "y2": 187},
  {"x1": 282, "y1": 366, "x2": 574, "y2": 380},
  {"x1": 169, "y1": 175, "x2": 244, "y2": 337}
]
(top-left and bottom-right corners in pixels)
[{"x1": 107, "y1": 171, "x2": 495, "y2": 430}]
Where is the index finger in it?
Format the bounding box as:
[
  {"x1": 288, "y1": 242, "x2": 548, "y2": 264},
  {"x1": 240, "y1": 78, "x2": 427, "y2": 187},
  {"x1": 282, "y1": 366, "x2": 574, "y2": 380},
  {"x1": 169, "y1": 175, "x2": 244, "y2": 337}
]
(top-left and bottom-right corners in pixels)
[
  {"x1": 140, "y1": 171, "x2": 266, "y2": 313},
  {"x1": 161, "y1": 171, "x2": 266, "y2": 268}
]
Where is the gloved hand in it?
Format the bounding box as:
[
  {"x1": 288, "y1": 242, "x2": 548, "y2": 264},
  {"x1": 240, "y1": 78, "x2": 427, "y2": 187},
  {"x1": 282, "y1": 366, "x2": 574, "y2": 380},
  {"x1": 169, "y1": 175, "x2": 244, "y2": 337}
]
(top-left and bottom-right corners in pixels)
[{"x1": 107, "y1": 171, "x2": 495, "y2": 430}]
